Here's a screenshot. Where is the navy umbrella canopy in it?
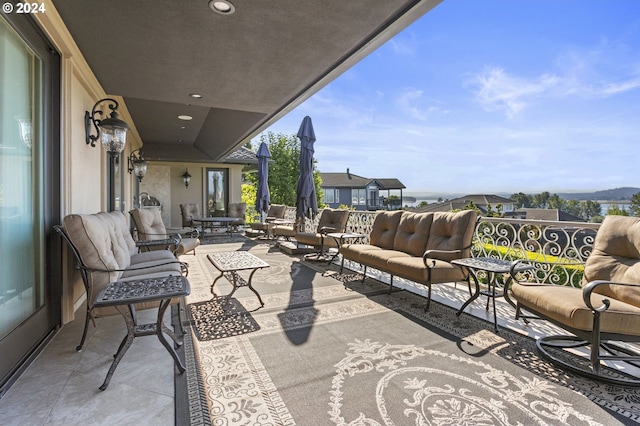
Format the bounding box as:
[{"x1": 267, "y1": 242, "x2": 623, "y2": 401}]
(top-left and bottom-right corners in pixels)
[
  {"x1": 296, "y1": 116, "x2": 318, "y2": 220},
  {"x1": 255, "y1": 141, "x2": 271, "y2": 216}
]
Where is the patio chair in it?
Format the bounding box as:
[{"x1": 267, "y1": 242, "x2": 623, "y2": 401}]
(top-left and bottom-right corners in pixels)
[
  {"x1": 272, "y1": 218, "x2": 301, "y2": 242},
  {"x1": 55, "y1": 211, "x2": 187, "y2": 351},
  {"x1": 250, "y1": 204, "x2": 287, "y2": 236},
  {"x1": 510, "y1": 215, "x2": 640, "y2": 386},
  {"x1": 130, "y1": 207, "x2": 200, "y2": 256},
  {"x1": 180, "y1": 203, "x2": 201, "y2": 237},
  {"x1": 296, "y1": 208, "x2": 350, "y2": 260},
  {"x1": 227, "y1": 202, "x2": 246, "y2": 233}
]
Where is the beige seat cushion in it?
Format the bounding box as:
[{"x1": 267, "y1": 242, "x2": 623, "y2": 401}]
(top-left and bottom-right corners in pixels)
[
  {"x1": 386, "y1": 256, "x2": 466, "y2": 284},
  {"x1": 358, "y1": 250, "x2": 411, "y2": 271},
  {"x1": 339, "y1": 244, "x2": 381, "y2": 262},
  {"x1": 512, "y1": 282, "x2": 640, "y2": 335}
]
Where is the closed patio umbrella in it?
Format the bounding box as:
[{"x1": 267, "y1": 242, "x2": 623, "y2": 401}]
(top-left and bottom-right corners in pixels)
[
  {"x1": 296, "y1": 116, "x2": 318, "y2": 221},
  {"x1": 255, "y1": 141, "x2": 271, "y2": 219}
]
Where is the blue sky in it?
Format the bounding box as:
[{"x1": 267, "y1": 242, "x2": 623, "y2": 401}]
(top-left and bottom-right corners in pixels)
[{"x1": 257, "y1": 0, "x2": 640, "y2": 195}]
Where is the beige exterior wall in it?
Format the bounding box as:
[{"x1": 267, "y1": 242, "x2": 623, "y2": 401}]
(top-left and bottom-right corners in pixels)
[{"x1": 141, "y1": 162, "x2": 246, "y2": 227}]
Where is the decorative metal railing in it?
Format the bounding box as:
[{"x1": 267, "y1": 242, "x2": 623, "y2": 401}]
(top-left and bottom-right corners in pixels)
[{"x1": 290, "y1": 209, "x2": 602, "y2": 287}]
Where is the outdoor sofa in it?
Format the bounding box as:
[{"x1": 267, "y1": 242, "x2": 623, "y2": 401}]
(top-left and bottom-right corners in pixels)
[
  {"x1": 55, "y1": 210, "x2": 188, "y2": 351},
  {"x1": 340, "y1": 209, "x2": 477, "y2": 310}
]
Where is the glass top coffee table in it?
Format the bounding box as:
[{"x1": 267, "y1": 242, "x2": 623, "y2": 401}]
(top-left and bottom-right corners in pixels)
[{"x1": 207, "y1": 251, "x2": 270, "y2": 307}]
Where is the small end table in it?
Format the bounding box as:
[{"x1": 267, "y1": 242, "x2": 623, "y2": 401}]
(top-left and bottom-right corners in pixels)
[
  {"x1": 451, "y1": 257, "x2": 532, "y2": 332},
  {"x1": 325, "y1": 232, "x2": 366, "y2": 264},
  {"x1": 93, "y1": 275, "x2": 190, "y2": 390},
  {"x1": 207, "y1": 251, "x2": 270, "y2": 306}
]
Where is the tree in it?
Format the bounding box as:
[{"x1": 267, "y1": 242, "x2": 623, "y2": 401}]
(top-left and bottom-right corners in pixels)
[
  {"x1": 250, "y1": 132, "x2": 324, "y2": 210},
  {"x1": 510, "y1": 192, "x2": 531, "y2": 209},
  {"x1": 607, "y1": 203, "x2": 629, "y2": 216},
  {"x1": 630, "y1": 192, "x2": 640, "y2": 217},
  {"x1": 582, "y1": 200, "x2": 602, "y2": 222},
  {"x1": 533, "y1": 191, "x2": 551, "y2": 208}
]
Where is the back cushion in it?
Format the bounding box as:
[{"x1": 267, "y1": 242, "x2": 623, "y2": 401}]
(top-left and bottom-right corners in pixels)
[
  {"x1": 131, "y1": 207, "x2": 167, "y2": 240},
  {"x1": 318, "y1": 209, "x2": 349, "y2": 233},
  {"x1": 425, "y1": 210, "x2": 477, "y2": 261},
  {"x1": 268, "y1": 204, "x2": 286, "y2": 219},
  {"x1": 370, "y1": 210, "x2": 404, "y2": 249},
  {"x1": 180, "y1": 203, "x2": 201, "y2": 226},
  {"x1": 96, "y1": 212, "x2": 133, "y2": 267},
  {"x1": 63, "y1": 214, "x2": 122, "y2": 289},
  {"x1": 228, "y1": 203, "x2": 246, "y2": 219},
  {"x1": 584, "y1": 215, "x2": 640, "y2": 307},
  {"x1": 393, "y1": 212, "x2": 433, "y2": 256}
]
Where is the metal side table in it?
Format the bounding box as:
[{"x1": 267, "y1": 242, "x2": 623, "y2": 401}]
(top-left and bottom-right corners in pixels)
[
  {"x1": 93, "y1": 275, "x2": 190, "y2": 390},
  {"x1": 452, "y1": 257, "x2": 532, "y2": 332}
]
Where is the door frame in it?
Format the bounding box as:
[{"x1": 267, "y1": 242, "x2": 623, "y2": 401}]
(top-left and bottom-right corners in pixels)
[{"x1": 0, "y1": 9, "x2": 62, "y2": 397}]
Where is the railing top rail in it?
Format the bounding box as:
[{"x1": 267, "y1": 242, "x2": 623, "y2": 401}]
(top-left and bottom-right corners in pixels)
[{"x1": 479, "y1": 216, "x2": 601, "y2": 230}]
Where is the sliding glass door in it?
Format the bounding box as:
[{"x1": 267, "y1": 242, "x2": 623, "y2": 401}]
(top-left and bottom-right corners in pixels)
[{"x1": 0, "y1": 11, "x2": 60, "y2": 394}]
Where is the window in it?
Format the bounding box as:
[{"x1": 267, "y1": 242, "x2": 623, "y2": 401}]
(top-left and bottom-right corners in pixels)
[
  {"x1": 351, "y1": 188, "x2": 366, "y2": 205},
  {"x1": 324, "y1": 188, "x2": 339, "y2": 204}
]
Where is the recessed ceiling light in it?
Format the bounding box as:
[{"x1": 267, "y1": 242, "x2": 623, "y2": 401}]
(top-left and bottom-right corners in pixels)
[
  {"x1": 209, "y1": 0, "x2": 235, "y2": 14},
  {"x1": 189, "y1": 93, "x2": 203, "y2": 99},
  {"x1": 178, "y1": 139, "x2": 184, "y2": 143},
  {"x1": 180, "y1": 126, "x2": 186, "y2": 129},
  {"x1": 178, "y1": 115, "x2": 193, "y2": 121}
]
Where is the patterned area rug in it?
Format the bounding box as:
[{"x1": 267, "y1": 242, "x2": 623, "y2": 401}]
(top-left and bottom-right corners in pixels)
[{"x1": 178, "y1": 240, "x2": 639, "y2": 425}]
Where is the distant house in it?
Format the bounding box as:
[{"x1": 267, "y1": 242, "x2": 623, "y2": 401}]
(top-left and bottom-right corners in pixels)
[
  {"x1": 411, "y1": 194, "x2": 515, "y2": 215},
  {"x1": 510, "y1": 208, "x2": 585, "y2": 222},
  {"x1": 320, "y1": 169, "x2": 406, "y2": 210}
]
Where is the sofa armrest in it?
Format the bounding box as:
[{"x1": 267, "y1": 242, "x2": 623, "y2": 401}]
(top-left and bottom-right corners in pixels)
[{"x1": 422, "y1": 249, "x2": 464, "y2": 268}]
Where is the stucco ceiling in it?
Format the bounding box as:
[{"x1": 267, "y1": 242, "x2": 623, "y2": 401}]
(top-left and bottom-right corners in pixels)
[{"x1": 51, "y1": 0, "x2": 442, "y2": 162}]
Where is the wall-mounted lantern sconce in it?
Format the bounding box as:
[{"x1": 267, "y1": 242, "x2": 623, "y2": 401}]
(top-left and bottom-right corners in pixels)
[
  {"x1": 127, "y1": 149, "x2": 148, "y2": 182},
  {"x1": 85, "y1": 98, "x2": 130, "y2": 156},
  {"x1": 182, "y1": 169, "x2": 192, "y2": 188}
]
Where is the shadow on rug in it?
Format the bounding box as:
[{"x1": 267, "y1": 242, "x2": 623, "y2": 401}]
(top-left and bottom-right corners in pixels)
[{"x1": 187, "y1": 296, "x2": 260, "y2": 341}]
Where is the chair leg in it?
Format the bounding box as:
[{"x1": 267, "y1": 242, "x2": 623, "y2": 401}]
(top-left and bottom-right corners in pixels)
[
  {"x1": 388, "y1": 275, "x2": 394, "y2": 294},
  {"x1": 361, "y1": 265, "x2": 367, "y2": 283},
  {"x1": 424, "y1": 283, "x2": 432, "y2": 311},
  {"x1": 76, "y1": 307, "x2": 91, "y2": 351}
]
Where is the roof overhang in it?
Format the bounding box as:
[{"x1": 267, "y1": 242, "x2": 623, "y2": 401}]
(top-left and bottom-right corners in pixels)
[{"x1": 51, "y1": 0, "x2": 443, "y2": 162}]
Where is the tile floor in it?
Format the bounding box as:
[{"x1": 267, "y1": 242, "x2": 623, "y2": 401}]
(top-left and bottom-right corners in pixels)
[{"x1": 0, "y1": 307, "x2": 176, "y2": 426}]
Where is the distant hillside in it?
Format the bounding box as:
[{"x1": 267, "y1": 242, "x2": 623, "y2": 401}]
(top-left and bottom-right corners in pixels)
[{"x1": 557, "y1": 187, "x2": 640, "y2": 201}]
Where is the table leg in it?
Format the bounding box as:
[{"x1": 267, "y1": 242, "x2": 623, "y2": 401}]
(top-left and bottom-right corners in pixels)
[
  {"x1": 456, "y1": 268, "x2": 481, "y2": 316},
  {"x1": 155, "y1": 299, "x2": 186, "y2": 373},
  {"x1": 245, "y1": 268, "x2": 265, "y2": 307},
  {"x1": 100, "y1": 304, "x2": 136, "y2": 391},
  {"x1": 210, "y1": 270, "x2": 225, "y2": 297}
]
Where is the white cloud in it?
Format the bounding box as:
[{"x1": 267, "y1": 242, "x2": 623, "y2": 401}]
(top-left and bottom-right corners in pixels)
[{"x1": 468, "y1": 67, "x2": 560, "y2": 118}]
